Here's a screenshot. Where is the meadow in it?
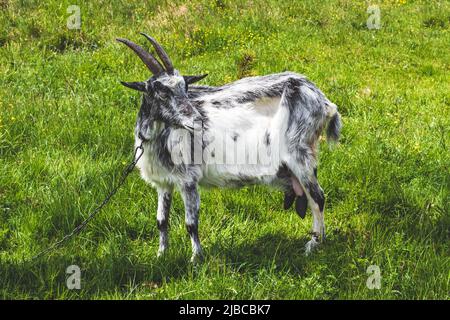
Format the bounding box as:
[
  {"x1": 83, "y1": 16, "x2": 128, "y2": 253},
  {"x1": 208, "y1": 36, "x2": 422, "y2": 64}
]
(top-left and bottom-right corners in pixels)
[{"x1": 0, "y1": 0, "x2": 448, "y2": 299}]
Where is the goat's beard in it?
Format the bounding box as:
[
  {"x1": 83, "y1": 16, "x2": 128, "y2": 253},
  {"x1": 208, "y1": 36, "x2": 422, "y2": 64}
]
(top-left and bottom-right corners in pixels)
[
  {"x1": 136, "y1": 118, "x2": 155, "y2": 141},
  {"x1": 138, "y1": 117, "x2": 182, "y2": 141}
]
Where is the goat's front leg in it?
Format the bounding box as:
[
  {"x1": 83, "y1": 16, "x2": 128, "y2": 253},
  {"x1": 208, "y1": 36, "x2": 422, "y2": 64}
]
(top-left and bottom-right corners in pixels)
[
  {"x1": 180, "y1": 182, "x2": 202, "y2": 262},
  {"x1": 156, "y1": 186, "x2": 173, "y2": 257}
]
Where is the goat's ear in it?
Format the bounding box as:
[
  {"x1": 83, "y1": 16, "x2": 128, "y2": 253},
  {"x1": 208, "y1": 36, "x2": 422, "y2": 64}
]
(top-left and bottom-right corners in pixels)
[
  {"x1": 184, "y1": 74, "x2": 208, "y2": 85},
  {"x1": 120, "y1": 81, "x2": 147, "y2": 92}
]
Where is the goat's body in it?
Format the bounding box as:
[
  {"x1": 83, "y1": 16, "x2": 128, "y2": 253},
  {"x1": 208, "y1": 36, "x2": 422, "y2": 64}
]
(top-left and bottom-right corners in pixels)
[
  {"x1": 134, "y1": 71, "x2": 341, "y2": 260},
  {"x1": 195, "y1": 72, "x2": 332, "y2": 189},
  {"x1": 118, "y1": 35, "x2": 341, "y2": 262}
]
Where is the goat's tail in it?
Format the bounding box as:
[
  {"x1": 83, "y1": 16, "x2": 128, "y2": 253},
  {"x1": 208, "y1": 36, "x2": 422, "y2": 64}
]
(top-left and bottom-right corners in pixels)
[{"x1": 325, "y1": 102, "x2": 342, "y2": 143}]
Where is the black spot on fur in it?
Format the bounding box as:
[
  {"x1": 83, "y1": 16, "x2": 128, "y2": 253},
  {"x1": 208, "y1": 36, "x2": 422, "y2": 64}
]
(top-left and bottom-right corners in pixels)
[
  {"x1": 155, "y1": 128, "x2": 175, "y2": 169},
  {"x1": 276, "y1": 163, "x2": 290, "y2": 179},
  {"x1": 157, "y1": 219, "x2": 168, "y2": 231},
  {"x1": 307, "y1": 182, "x2": 325, "y2": 212},
  {"x1": 275, "y1": 164, "x2": 294, "y2": 192},
  {"x1": 294, "y1": 146, "x2": 311, "y2": 165},
  {"x1": 232, "y1": 132, "x2": 239, "y2": 141},
  {"x1": 235, "y1": 82, "x2": 285, "y2": 104},
  {"x1": 264, "y1": 131, "x2": 270, "y2": 146},
  {"x1": 235, "y1": 92, "x2": 259, "y2": 104},
  {"x1": 186, "y1": 223, "x2": 198, "y2": 235},
  {"x1": 187, "y1": 85, "x2": 221, "y2": 100}
]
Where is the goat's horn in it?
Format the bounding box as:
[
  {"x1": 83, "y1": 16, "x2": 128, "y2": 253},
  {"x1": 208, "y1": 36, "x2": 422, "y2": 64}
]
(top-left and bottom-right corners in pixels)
[
  {"x1": 116, "y1": 38, "x2": 164, "y2": 75},
  {"x1": 140, "y1": 33, "x2": 174, "y2": 74}
]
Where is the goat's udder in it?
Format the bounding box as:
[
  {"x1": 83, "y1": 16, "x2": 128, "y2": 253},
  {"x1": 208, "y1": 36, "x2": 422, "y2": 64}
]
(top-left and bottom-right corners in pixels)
[{"x1": 291, "y1": 176, "x2": 304, "y2": 196}]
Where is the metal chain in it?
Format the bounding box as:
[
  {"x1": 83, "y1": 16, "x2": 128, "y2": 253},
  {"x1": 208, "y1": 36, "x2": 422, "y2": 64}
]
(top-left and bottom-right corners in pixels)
[{"x1": 29, "y1": 142, "x2": 144, "y2": 262}]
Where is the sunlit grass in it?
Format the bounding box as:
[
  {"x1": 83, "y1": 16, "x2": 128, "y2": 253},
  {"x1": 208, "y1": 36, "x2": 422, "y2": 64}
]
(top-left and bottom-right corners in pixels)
[{"x1": 0, "y1": 0, "x2": 448, "y2": 299}]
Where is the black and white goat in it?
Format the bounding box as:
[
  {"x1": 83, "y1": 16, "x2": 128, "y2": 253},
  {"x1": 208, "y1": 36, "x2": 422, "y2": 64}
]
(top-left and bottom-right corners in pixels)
[{"x1": 117, "y1": 34, "x2": 341, "y2": 261}]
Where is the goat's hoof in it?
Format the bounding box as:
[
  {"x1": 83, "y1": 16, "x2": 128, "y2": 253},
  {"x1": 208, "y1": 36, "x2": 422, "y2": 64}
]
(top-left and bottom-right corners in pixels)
[
  {"x1": 190, "y1": 252, "x2": 204, "y2": 264},
  {"x1": 305, "y1": 238, "x2": 320, "y2": 256},
  {"x1": 157, "y1": 248, "x2": 167, "y2": 258}
]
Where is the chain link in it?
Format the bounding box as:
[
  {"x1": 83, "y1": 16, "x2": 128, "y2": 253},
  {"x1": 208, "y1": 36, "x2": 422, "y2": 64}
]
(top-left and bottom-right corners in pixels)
[{"x1": 29, "y1": 142, "x2": 144, "y2": 262}]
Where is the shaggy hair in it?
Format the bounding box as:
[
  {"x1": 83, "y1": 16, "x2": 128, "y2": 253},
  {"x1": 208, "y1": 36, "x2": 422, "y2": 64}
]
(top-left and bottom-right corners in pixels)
[{"x1": 118, "y1": 34, "x2": 341, "y2": 261}]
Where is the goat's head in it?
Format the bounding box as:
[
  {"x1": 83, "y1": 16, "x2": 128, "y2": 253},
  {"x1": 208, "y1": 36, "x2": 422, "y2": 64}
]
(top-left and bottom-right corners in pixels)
[{"x1": 117, "y1": 33, "x2": 207, "y2": 140}]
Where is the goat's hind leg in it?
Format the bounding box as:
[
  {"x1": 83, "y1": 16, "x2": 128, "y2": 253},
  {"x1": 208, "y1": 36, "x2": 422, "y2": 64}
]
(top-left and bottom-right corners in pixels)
[
  {"x1": 287, "y1": 161, "x2": 325, "y2": 255},
  {"x1": 278, "y1": 76, "x2": 326, "y2": 254},
  {"x1": 304, "y1": 172, "x2": 325, "y2": 255}
]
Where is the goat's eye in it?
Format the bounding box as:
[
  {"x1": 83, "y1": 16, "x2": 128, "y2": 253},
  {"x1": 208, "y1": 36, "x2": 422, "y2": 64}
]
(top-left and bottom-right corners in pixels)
[
  {"x1": 154, "y1": 82, "x2": 165, "y2": 91},
  {"x1": 153, "y1": 82, "x2": 171, "y2": 97}
]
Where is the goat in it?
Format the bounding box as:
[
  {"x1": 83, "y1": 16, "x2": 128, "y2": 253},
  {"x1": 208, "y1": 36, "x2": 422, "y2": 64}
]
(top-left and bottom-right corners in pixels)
[{"x1": 117, "y1": 34, "x2": 342, "y2": 262}]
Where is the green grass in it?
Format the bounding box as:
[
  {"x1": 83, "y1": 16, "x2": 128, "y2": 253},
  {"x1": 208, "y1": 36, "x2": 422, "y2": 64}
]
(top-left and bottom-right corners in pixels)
[{"x1": 0, "y1": 0, "x2": 449, "y2": 299}]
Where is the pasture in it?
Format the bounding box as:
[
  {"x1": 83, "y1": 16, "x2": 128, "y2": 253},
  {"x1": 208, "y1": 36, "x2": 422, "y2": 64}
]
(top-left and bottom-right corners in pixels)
[{"x1": 0, "y1": 0, "x2": 448, "y2": 299}]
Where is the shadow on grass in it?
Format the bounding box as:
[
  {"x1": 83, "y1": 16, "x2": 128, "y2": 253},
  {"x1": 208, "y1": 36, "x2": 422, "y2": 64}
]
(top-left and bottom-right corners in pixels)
[
  {"x1": 1, "y1": 191, "x2": 446, "y2": 298},
  {"x1": 1, "y1": 230, "x2": 351, "y2": 298},
  {"x1": 363, "y1": 189, "x2": 449, "y2": 243},
  {"x1": 209, "y1": 230, "x2": 356, "y2": 278},
  {"x1": 0, "y1": 251, "x2": 191, "y2": 298}
]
